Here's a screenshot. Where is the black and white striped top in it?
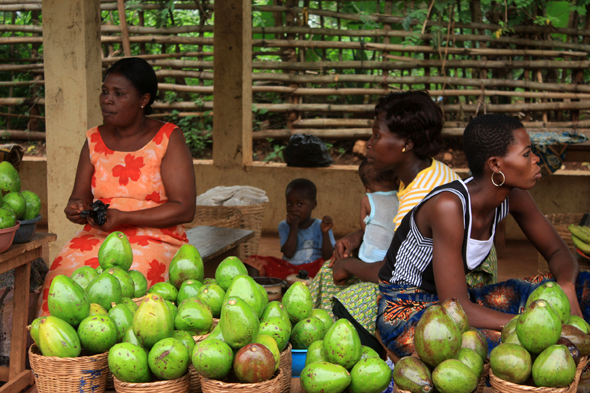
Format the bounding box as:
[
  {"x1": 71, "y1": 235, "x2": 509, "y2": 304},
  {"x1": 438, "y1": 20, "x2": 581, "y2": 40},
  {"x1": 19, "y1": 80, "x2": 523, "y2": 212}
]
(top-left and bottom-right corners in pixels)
[{"x1": 378, "y1": 178, "x2": 509, "y2": 294}]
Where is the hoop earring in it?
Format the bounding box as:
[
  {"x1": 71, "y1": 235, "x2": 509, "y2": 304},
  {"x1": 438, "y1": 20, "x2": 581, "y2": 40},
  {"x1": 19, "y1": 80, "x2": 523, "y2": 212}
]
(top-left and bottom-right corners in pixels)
[
  {"x1": 141, "y1": 105, "x2": 144, "y2": 109},
  {"x1": 402, "y1": 147, "x2": 406, "y2": 153},
  {"x1": 491, "y1": 171, "x2": 505, "y2": 187}
]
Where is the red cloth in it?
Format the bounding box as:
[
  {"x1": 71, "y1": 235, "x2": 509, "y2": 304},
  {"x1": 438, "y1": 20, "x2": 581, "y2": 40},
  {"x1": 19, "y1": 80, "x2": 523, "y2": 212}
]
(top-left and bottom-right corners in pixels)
[{"x1": 243, "y1": 255, "x2": 325, "y2": 280}]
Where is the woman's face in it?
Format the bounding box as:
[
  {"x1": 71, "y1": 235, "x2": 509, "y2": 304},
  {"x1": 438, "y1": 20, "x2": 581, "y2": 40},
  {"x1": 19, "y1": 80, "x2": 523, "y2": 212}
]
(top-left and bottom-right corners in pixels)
[
  {"x1": 100, "y1": 72, "x2": 145, "y2": 126},
  {"x1": 365, "y1": 111, "x2": 406, "y2": 171},
  {"x1": 500, "y1": 127, "x2": 541, "y2": 189}
]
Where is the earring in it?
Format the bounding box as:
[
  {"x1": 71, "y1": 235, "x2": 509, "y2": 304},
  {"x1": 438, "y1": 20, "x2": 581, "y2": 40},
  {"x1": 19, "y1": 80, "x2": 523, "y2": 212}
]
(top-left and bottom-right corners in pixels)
[
  {"x1": 141, "y1": 105, "x2": 144, "y2": 109},
  {"x1": 402, "y1": 147, "x2": 406, "y2": 153},
  {"x1": 491, "y1": 171, "x2": 506, "y2": 187}
]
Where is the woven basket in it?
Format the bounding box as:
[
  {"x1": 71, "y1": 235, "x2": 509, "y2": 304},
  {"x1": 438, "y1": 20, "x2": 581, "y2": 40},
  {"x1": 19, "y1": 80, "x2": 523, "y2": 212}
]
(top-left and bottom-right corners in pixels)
[
  {"x1": 189, "y1": 364, "x2": 202, "y2": 393},
  {"x1": 186, "y1": 206, "x2": 243, "y2": 230},
  {"x1": 29, "y1": 344, "x2": 109, "y2": 393},
  {"x1": 538, "y1": 213, "x2": 587, "y2": 274},
  {"x1": 279, "y1": 343, "x2": 292, "y2": 393},
  {"x1": 200, "y1": 369, "x2": 282, "y2": 393},
  {"x1": 113, "y1": 372, "x2": 191, "y2": 392},
  {"x1": 132, "y1": 296, "x2": 144, "y2": 307},
  {"x1": 235, "y1": 202, "x2": 268, "y2": 260},
  {"x1": 489, "y1": 355, "x2": 587, "y2": 393}
]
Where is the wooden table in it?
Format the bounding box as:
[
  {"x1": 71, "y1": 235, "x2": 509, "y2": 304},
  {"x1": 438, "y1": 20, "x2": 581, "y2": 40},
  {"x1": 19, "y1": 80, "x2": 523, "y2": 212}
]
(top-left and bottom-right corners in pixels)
[
  {"x1": 0, "y1": 232, "x2": 56, "y2": 393},
  {"x1": 186, "y1": 226, "x2": 255, "y2": 278}
]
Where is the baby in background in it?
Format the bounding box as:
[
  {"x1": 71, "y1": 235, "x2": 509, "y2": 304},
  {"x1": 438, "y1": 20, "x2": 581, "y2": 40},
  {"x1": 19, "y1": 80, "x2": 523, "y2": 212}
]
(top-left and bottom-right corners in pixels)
[
  {"x1": 278, "y1": 178, "x2": 335, "y2": 265},
  {"x1": 357, "y1": 159, "x2": 399, "y2": 263}
]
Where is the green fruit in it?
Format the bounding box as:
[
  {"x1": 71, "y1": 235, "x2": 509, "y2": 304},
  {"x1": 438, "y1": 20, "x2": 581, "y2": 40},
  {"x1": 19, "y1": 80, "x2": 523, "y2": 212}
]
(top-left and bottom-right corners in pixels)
[
  {"x1": 360, "y1": 345, "x2": 381, "y2": 361},
  {"x1": 148, "y1": 337, "x2": 190, "y2": 380},
  {"x1": 258, "y1": 316, "x2": 291, "y2": 352},
  {"x1": 205, "y1": 323, "x2": 225, "y2": 342},
  {"x1": 2, "y1": 192, "x2": 25, "y2": 219},
  {"x1": 71, "y1": 266, "x2": 98, "y2": 290},
  {"x1": 119, "y1": 297, "x2": 138, "y2": 314},
  {"x1": 215, "y1": 256, "x2": 248, "y2": 291},
  {"x1": 176, "y1": 279, "x2": 204, "y2": 305},
  {"x1": 392, "y1": 356, "x2": 433, "y2": 393},
  {"x1": 174, "y1": 297, "x2": 213, "y2": 335},
  {"x1": 95, "y1": 266, "x2": 103, "y2": 275},
  {"x1": 38, "y1": 316, "x2": 81, "y2": 358},
  {"x1": 148, "y1": 282, "x2": 178, "y2": 303},
  {"x1": 567, "y1": 315, "x2": 590, "y2": 334},
  {"x1": 168, "y1": 244, "x2": 204, "y2": 289},
  {"x1": 78, "y1": 315, "x2": 118, "y2": 354},
  {"x1": 349, "y1": 357, "x2": 392, "y2": 393},
  {"x1": 133, "y1": 294, "x2": 174, "y2": 349},
  {"x1": 503, "y1": 330, "x2": 522, "y2": 345},
  {"x1": 501, "y1": 316, "x2": 519, "y2": 343},
  {"x1": 223, "y1": 274, "x2": 265, "y2": 318},
  {"x1": 219, "y1": 297, "x2": 260, "y2": 350},
  {"x1": 86, "y1": 271, "x2": 122, "y2": 311},
  {"x1": 305, "y1": 340, "x2": 327, "y2": 366},
  {"x1": 414, "y1": 305, "x2": 462, "y2": 368},
  {"x1": 197, "y1": 284, "x2": 225, "y2": 318},
  {"x1": 108, "y1": 343, "x2": 151, "y2": 383},
  {"x1": 47, "y1": 274, "x2": 90, "y2": 327},
  {"x1": 28, "y1": 316, "x2": 46, "y2": 346},
  {"x1": 254, "y1": 334, "x2": 280, "y2": 371},
  {"x1": 323, "y1": 319, "x2": 362, "y2": 370},
  {"x1": 203, "y1": 278, "x2": 216, "y2": 285},
  {"x1": 166, "y1": 300, "x2": 178, "y2": 321},
  {"x1": 516, "y1": 299, "x2": 561, "y2": 355},
  {"x1": 107, "y1": 267, "x2": 134, "y2": 298},
  {"x1": 89, "y1": 303, "x2": 108, "y2": 316},
  {"x1": 171, "y1": 330, "x2": 196, "y2": 354},
  {"x1": 122, "y1": 326, "x2": 142, "y2": 347},
  {"x1": 490, "y1": 343, "x2": 532, "y2": 384},
  {"x1": 282, "y1": 281, "x2": 313, "y2": 324},
  {"x1": 526, "y1": 281, "x2": 571, "y2": 324},
  {"x1": 192, "y1": 338, "x2": 233, "y2": 380},
  {"x1": 290, "y1": 316, "x2": 326, "y2": 349},
  {"x1": 461, "y1": 329, "x2": 488, "y2": 361},
  {"x1": 441, "y1": 297, "x2": 469, "y2": 333},
  {"x1": 233, "y1": 343, "x2": 276, "y2": 383},
  {"x1": 310, "y1": 308, "x2": 334, "y2": 332},
  {"x1": 20, "y1": 190, "x2": 41, "y2": 220},
  {"x1": 532, "y1": 344, "x2": 576, "y2": 387},
  {"x1": 128, "y1": 270, "x2": 148, "y2": 298},
  {"x1": 260, "y1": 301, "x2": 292, "y2": 329},
  {"x1": 457, "y1": 347, "x2": 484, "y2": 379},
  {"x1": 432, "y1": 359, "x2": 478, "y2": 393},
  {"x1": 0, "y1": 161, "x2": 20, "y2": 194},
  {"x1": 0, "y1": 207, "x2": 16, "y2": 229},
  {"x1": 300, "y1": 362, "x2": 351, "y2": 393},
  {"x1": 108, "y1": 304, "x2": 134, "y2": 342},
  {"x1": 98, "y1": 231, "x2": 133, "y2": 271},
  {"x1": 256, "y1": 281, "x2": 269, "y2": 311}
]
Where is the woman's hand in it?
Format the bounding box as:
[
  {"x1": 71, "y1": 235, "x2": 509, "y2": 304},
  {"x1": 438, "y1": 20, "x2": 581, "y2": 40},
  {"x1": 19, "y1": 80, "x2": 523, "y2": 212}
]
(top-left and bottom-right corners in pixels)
[
  {"x1": 64, "y1": 199, "x2": 89, "y2": 225},
  {"x1": 87, "y1": 208, "x2": 124, "y2": 232},
  {"x1": 331, "y1": 259, "x2": 352, "y2": 285},
  {"x1": 331, "y1": 229, "x2": 363, "y2": 266},
  {"x1": 558, "y1": 280, "x2": 584, "y2": 318}
]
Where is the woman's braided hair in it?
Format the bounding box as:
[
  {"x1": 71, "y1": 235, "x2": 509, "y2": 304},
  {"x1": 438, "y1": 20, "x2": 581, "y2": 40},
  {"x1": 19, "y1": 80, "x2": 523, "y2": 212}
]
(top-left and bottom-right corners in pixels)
[
  {"x1": 463, "y1": 114, "x2": 525, "y2": 178},
  {"x1": 374, "y1": 90, "x2": 443, "y2": 160}
]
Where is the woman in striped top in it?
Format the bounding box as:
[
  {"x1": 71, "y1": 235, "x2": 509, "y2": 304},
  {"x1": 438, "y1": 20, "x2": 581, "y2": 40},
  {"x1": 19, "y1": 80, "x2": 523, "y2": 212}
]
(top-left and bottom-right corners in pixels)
[{"x1": 375, "y1": 114, "x2": 589, "y2": 358}]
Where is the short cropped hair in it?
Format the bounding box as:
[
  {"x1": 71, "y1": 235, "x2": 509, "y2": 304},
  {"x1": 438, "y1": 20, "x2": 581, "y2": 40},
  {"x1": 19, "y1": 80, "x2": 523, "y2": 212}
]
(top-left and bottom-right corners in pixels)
[
  {"x1": 286, "y1": 178, "x2": 317, "y2": 200},
  {"x1": 358, "y1": 159, "x2": 396, "y2": 189},
  {"x1": 463, "y1": 114, "x2": 525, "y2": 178},
  {"x1": 374, "y1": 91, "x2": 443, "y2": 160},
  {"x1": 105, "y1": 57, "x2": 158, "y2": 115}
]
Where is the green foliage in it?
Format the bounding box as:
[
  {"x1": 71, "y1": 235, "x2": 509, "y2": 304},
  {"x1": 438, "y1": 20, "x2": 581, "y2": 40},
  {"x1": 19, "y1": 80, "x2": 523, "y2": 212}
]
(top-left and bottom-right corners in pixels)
[
  {"x1": 262, "y1": 138, "x2": 285, "y2": 163},
  {"x1": 167, "y1": 110, "x2": 212, "y2": 158}
]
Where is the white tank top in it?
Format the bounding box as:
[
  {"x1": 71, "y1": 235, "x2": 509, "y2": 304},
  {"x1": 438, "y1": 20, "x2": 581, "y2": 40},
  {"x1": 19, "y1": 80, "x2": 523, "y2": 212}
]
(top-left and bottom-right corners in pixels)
[{"x1": 359, "y1": 191, "x2": 399, "y2": 263}]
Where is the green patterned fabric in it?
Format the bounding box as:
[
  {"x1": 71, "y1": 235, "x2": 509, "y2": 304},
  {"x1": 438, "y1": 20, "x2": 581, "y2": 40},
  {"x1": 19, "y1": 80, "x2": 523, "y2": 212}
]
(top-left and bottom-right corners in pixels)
[{"x1": 309, "y1": 246, "x2": 498, "y2": 333}]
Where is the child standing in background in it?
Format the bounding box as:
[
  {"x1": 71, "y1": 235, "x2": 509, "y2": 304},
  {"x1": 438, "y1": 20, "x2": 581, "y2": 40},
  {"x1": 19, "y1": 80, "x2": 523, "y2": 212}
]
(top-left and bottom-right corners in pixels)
[
  {"x1": 244, "y1": 178, "x2": 335, "y2": 279},
  {"x1": 357, "y1": 159, "x2": 399, "y2": 263}
]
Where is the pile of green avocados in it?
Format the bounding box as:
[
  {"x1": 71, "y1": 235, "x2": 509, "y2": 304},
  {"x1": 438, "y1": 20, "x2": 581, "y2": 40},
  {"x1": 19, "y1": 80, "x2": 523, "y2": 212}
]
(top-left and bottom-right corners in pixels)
[
  {"x1": 29, "y1": 231, "x2": 393, "y2": 391},
  {"x1": 393, "y1": 282, "x2": 590, "y2": 393}
]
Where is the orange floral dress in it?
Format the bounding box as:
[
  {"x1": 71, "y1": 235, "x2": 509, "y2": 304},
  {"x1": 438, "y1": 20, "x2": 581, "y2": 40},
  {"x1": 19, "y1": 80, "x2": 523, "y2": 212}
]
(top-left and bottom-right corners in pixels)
[{"x1": 38, "y1": 122, "x2": 188, "y2": 316}]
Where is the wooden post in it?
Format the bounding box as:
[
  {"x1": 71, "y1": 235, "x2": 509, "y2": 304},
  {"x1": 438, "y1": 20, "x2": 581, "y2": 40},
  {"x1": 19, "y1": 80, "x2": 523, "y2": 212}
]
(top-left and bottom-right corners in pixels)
[{"x1": 213, "y1": 0, "x2": 252, "y2": 168}]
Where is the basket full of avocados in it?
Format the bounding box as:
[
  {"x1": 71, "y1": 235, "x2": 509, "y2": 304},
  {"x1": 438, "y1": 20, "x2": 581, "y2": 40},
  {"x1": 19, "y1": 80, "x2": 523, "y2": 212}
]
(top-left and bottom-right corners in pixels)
[
  {"x1": 113, "y1": 372, "x2": 190, "y2": 393},
  {"x1": 29, "y1": 344, "x2": 109, "y2": 393},
  {"x1": 279, "y1": 343, "x2": 292, "y2": 393},
  {"x1": 199, "y1": 369, "x2": 282, "y2": 393}
]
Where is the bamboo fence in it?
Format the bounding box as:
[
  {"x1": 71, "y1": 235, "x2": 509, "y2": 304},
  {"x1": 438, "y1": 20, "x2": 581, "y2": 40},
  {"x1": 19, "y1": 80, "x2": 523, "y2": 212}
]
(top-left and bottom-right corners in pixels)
[{"x1": 1, "y1": 0, "x2": 590, "y2": 146}]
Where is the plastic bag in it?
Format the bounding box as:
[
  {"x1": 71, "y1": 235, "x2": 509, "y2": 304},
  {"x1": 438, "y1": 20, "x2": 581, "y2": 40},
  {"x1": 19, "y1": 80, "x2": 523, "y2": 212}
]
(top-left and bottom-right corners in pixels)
[{"x1": 283, "y1": 134, "x2": 333, "y2": 167}]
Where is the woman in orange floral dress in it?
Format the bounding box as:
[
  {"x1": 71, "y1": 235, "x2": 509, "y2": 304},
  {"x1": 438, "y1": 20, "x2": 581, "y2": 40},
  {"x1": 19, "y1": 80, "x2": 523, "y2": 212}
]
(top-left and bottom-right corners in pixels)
[{"x1": 38, "y1": 58, "x2": 196, "y2": 315}]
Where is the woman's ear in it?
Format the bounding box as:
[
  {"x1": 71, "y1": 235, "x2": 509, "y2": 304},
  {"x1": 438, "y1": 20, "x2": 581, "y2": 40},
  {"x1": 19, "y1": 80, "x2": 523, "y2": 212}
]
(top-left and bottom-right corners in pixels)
[
  {"x1": 140, "y1": 93, "x2": 151, "y2": 108},
  {"x1": 404, "y1": 139, "x2": 414, "y2": 151},
  {"x1": 487, "y1": 156, "x2": 501, "y2": 173}
]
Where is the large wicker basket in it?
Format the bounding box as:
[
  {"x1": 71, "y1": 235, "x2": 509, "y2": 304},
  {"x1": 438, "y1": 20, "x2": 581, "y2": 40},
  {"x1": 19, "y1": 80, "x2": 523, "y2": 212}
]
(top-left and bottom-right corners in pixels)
[
  {"x1": 279, "y1": 343, "x2": 292, "y2": 393},
  {"x1": 29, "y1": 344, "x2": 109, "y2": 393},
  {"x1": 489, "y1": 355, "x2": 587, "y2": 393},
  {"x1": 199, "y1": 369, "x2": 282, "y2": 393},
  {"x1": 113, "y1": 372, "x2": 191, "y2": 392},
  {"x1": 185, "y1": 206, "x2": 243, "y2": 230},
  {"x1": 539, "y1": 213, "x2": 588, "y2": 274}
]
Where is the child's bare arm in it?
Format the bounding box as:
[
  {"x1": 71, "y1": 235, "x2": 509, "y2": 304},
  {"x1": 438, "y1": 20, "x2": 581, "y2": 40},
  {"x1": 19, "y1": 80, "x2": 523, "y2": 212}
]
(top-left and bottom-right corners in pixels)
[
  {"x1": 359, "y1": 195, "x2": 370, "y2": 232},
  {"x1": 281, "y1": 214, "x2": 299, "y2": 258},
  {"x1": 320, "y1": 216, "x2": 334, "y2": 260}
]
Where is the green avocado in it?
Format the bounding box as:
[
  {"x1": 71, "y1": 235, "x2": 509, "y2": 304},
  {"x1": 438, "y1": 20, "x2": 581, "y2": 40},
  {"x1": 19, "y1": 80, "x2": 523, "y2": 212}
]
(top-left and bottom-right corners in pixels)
[
  {"x1": 47, "y1": 274, "x2": 90, "y2": 327},
  {"x1": 132, "y1": 294, "x2": 174, "y2": 349},
  {"x1": 176, "y1": 279, "x2": 204, "y2": 305},
  {"x1": 457, "y1": 347, "x2": 484, "y2": 379},
  {"x1": 392, "y1": 356, "x2": 433, "y2": 393},
  {"x1": 148, "y1": 337, "x2": 190, "y2": 380},
  {"x1": 305, "y1": 340, "x2": 327, "y2": 366},
  {"x1": 98, "y1": 231, "x2": 133, "y2": 271},
  {"x1": 490, "y1": 343, "x2": 531, "y2": 384},
  {"x1": 215, "y1": 256, "x2": 248, "y2": 291},
  {"x1": 290, "y1": 316, "x2": 326, "y2": 349},
  {"x1": 432, "y1": 359, "x2": 478, "y2": 393},
  {"x1": 526, "y1": 281, "x2": 571, "y2": 324},
  {"x1": 108, "y1": 304, "x2": 134, "y2": 342},
  {"x1": 171, "y1": 330, "x2": 196, "y2": 354},
  {"x1": 86, "y1": 271, "x2": 122, "y2": 311},
  {"x1": 258, "y1": 316, "x2": 291, "y2": 352},
  {"x1": 128, "y1": 270, "x2": 148, "y2": 298},
  {"x1": 349, "y1": 357, "x2": 392, "y2": 393},
  {"x1": 197, "y1": 283, "x2": 225, "y2": 318},
  {"x1": 441, "y1": 297, "x2": 470, "y2": 333},
  {"x1": 223, "y1": 274, "x2": 265, "y2": 318},
  {"x1": 148, "y1": 281, "x2": 178, "y2": 303},
  {"x1": 532, "y1": 344, "x2": 576, "y2": 387},
  {"x1": 168, "y1": 244, "x2": 204, "y2": 289},
  {"x1": 174, "y1": 297, "x2": 213, "y2": 336},
  {"x1": 38, "y1": 316, "x2": 81, "y2": 358},
  {"x1": 260, "y1": 301, "x2": 292, "y2": 329},
  {"x1": 78, "y1": 314, "x2": 118, "y2": 354},
  {"x1": 191, "y1": 338, "x2": 234, "y2": 380},
  {"x1": 0, "y1": 161, "x2": 20, "y2": 194},
  {"x1": 516, "y1": 299, "x2": 561, "y2": 355},
  {"x1": 71, "y1": 266, "x2": 98, "y2": 291},
  {"x1": 219, "y1": 297, "x2": 260, "y2": 350},
  {"x1": 300, "y1": 362, "x2": 351, "y2": 393},
  {"x1": 107, "y1": 267, "x2": 135, "y2": 298},
  {"x1": 322, "y1": 319, "x2": 362, "y2": 370},
  {"x1": 108, "y1": 342, "x2": 151, "y2": 383},
  {"x1": 414, "y1": 305, "x2": 461, "y2": 368},
  {"x1": 282, "y1": 281, "x2": 313, "y2": 324}
]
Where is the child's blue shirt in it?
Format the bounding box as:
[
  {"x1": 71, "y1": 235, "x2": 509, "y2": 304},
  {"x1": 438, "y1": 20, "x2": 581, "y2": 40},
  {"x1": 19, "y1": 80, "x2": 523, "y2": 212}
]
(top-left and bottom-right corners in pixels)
[{"x1": 278, "y1": 218, "x2": 336, "y2": 265}]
